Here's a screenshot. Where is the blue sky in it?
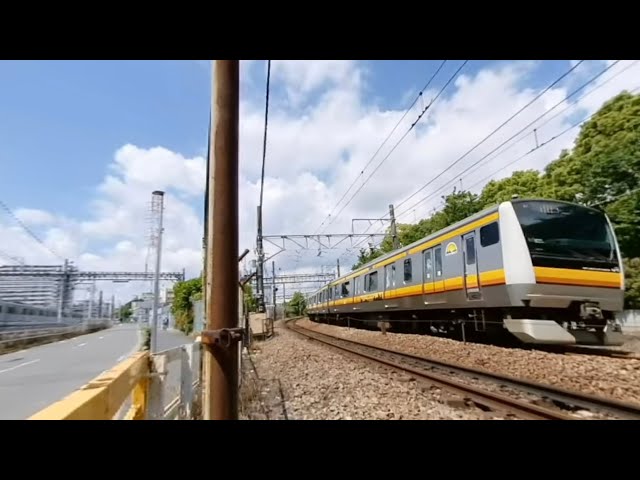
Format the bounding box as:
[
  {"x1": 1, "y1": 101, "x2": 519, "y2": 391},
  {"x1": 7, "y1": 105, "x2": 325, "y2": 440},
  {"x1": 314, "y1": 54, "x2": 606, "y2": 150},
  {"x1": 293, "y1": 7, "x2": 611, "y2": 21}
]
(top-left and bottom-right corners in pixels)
[
  {"x1": 0, "y1": 60, "x2": 210, "y2": 217},
  {"x1": 1, "y1": 59, "x2": 637, "y2": 302},
  {"x1": 0, "y1": 59, "x2": 581, "y2": 219}
]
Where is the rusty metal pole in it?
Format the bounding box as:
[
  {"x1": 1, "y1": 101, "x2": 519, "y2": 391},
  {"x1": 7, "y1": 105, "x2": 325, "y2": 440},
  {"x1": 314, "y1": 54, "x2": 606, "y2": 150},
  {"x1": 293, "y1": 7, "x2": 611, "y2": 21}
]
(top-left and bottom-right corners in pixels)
[{"x1": 203, "y1": 60, "x2": 240, "y2": 420}]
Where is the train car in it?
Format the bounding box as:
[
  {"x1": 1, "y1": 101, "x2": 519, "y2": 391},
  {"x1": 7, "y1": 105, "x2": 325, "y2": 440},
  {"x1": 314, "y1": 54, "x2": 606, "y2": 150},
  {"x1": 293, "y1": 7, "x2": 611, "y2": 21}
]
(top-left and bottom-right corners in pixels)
[{"x1": 306, "y1": 198, "x2": 625, "y2": 346}]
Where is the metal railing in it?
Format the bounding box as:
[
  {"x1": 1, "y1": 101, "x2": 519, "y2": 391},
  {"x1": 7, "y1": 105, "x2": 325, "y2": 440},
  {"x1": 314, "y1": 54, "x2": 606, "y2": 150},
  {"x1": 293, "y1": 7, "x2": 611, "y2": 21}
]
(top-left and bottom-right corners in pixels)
[
  {"x1": 28, "y1": 338, "x2": 202, "y2": 420},
  {"x1": 0, "y1": 320, "x2": 112, "y2": 346}
]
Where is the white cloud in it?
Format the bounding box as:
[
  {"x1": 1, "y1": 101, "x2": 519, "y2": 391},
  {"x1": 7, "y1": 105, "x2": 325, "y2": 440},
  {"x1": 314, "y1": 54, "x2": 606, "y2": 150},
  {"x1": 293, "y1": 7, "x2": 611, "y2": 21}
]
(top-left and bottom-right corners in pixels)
[
  {"x1": 2, "y1": 59, "x2": 639, "y2": 304},
  {"x1": 14, "y1": 208, "x2": 56, "y2": 226}
]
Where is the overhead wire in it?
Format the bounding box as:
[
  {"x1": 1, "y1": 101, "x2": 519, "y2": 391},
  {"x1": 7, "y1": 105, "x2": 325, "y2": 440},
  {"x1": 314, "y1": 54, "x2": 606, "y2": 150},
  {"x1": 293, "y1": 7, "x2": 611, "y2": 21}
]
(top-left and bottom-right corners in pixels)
[
  {"x1": 321, "y1": 60, "x2": 469, "y2": 233},
  {"x1": 312, "y1": 60, "x2": 448, "y2": 235},
  {"x1": 0, "y1": 199, "x2": 63, "y2": 262},
  {"x1": 259, "y1": 60, "x2": 271, "y2": 210},
  {"x1": 0, "y1": 248, "x2": 24, "y2": 265},
  {"x1": 341, "y1": 60, "x2": 633, "y2": 262},
  {"x1": 339, "y1": 61, "x2": 587, "y2": 258},
  {"x1": 393, "y1": 59, "x2": 621, "y2": 220},
  {"x1": 462, "y1": 83, "x2": 640, "y2": 203},
  {"x1": 425, "y1": 59, "x2": 640, "y2": 201},
  {"x1": 392, "y1": 60, "x2": 587, "y2": 215}
]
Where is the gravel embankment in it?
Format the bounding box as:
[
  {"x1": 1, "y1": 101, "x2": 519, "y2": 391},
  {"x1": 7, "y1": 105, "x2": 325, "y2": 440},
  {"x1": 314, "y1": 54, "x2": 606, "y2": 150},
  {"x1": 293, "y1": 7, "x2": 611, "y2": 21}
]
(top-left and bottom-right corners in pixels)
[
  {"x1": 297, "y1": 318, "x2": 640, "y2": 406},
  {"x1": 239, "y1": 320, "x2": 507, "y2": 420}
]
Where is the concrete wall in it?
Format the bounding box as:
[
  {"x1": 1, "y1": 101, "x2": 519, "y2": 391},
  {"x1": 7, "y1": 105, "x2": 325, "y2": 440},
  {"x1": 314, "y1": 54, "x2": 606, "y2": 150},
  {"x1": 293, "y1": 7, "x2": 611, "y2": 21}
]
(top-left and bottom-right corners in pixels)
[{"x1": 617, "y1": 310, "x2": 640, "y2": 333}]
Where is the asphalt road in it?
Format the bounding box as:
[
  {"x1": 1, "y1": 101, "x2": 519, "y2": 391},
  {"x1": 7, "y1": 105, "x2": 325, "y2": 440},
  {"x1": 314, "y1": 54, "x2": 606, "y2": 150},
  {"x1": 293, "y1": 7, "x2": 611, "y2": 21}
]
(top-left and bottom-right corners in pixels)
[{"x1": 0, "y1": 324, "x2": 192, "y2": 420}]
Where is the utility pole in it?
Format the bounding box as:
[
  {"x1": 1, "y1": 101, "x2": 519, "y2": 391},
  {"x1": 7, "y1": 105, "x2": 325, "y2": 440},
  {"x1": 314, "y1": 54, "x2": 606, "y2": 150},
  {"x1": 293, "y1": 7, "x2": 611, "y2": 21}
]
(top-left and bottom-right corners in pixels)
[
  {"x1": 111, "y1": 294, "x2": 115, "y2": 322},
  {"x1": 98, "y1": 290, "x2": 103, "y2": 318},
  {"x1": 57, "y1": 259, "x2": 68, "y2": 323},
  {"x1": 336, "y1": 258, "x2": 340, "y2": 277},
  {"x1": 255, "y1": 61, "x2": 271, "y2": 315},
  {"x1": 256, "y1": 207, "x2": 265, "y2": 313},
  {"x1": 272, "y1": 261, "x2": 276, "y2": 323},
  {"x1": 150, "y1": 190, "x2": 165, "y2": 353},
  {"x1": 389, "y1": 204, "x2": 399, "y2": 250},
  {"x1": 203, "y1": 60, "x2": 240, "y2": 420},
  {"x1": 88, "y1": 281, "x2": 95, "y2": 322}
]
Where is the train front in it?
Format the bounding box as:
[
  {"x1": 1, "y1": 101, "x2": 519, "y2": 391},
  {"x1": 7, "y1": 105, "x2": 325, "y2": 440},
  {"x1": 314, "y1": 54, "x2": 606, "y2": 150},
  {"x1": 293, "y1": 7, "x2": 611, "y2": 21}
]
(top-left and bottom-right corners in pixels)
[{"x1": 501, "y1": 199, "x2": 625, "y2": 346}]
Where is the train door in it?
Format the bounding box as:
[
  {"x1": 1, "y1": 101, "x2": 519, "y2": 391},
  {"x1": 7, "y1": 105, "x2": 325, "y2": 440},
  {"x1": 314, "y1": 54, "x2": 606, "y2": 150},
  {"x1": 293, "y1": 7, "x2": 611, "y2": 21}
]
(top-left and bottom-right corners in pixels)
[
  {"x1": 433, "y1": 246, "x2": 446, "y2": 300},
  {"x1": 422, "y1": 249, "x2": 434, "y2": 298},
  {"x1": 384, "y1": 264, "x2": 396, "y2": 298},
  {"x1": 462, "y1": 232, "x2": 482, "y2": 300},
  {"x1": 422, "y1": 247, "x2": 445, "y2": 305}
]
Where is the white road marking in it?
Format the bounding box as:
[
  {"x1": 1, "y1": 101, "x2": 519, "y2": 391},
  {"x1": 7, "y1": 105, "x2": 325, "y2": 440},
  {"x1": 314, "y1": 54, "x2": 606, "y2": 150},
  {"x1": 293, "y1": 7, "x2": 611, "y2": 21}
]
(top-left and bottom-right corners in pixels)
[
  {"x1": 73, "y1": 342, "x2": 87, "y2": 349},
  {"x1": 0, "y1": 359, "x2": 40, "y2": 374},
  {"x1": 99, "y1": 336, "x2": 105, "y2": 339}
]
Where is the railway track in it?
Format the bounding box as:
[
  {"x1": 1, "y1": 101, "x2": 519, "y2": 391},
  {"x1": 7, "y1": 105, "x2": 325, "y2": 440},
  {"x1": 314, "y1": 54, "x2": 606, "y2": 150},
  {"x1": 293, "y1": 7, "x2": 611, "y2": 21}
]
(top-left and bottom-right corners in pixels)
[{"x1": 286, "y1": 318, "x2": 640, "y2": 420}]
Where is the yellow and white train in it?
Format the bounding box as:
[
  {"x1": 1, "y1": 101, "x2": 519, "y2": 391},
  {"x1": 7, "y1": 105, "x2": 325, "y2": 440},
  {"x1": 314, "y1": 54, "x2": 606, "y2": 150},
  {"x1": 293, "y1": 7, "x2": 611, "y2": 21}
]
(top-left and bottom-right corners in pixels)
[{"x1": 306, "y1": 198, "x2": 625, "y2": 346}]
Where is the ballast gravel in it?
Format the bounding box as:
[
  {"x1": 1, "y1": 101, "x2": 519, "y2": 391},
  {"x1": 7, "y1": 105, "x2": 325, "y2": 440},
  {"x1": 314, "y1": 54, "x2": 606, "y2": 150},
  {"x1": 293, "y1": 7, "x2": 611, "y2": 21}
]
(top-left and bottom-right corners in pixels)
[
  {"x1": 239, "y1": 320, "x2": 507, "y2": 420},
  {"x1": 297, "y1": 318, "x2": 640, "y2": 407}
]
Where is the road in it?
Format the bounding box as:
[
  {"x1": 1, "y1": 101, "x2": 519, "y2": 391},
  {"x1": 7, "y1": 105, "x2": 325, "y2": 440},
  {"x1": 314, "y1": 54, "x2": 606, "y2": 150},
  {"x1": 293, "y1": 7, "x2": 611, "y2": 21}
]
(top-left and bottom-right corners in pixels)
[{"x1": 0, "y1": 324, "x2": 192, "y2": 420}]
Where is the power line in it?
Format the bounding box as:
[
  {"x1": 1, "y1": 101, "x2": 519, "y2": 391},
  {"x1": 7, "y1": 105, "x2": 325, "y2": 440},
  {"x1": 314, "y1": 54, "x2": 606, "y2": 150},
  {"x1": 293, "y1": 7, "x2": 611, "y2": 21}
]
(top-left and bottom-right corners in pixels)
[
  {"x1": 344, "y1": 60, "x2": 632, "y2": 258},
  {"x1": 407, "y1": 62, "x2": 640, "y2": 213},
  {"x1": 343, "y1": 60, "x2": 588, "y2": 248},
  {"x1": 394, "y1": 60, "x2": 621, "y2": 219},
  {"x1": 0, "y1": 199, "x2": 63, "y2": 261},
  {"x1": 0, "y1": 248, "x2": 24, "y2": 265},
  {"x1": 313, "y1": 60, "x2": 448, "y2": 235},
  {"x1": 322, "y1": 60, "x2": 469, "y2": 233},
  {"x1": 430, "y1": 60, "x2": 640, "y2": 196},
  {"x1": 259, "y1": 60, "x2": 271, "y2": 209},
  {"x1": 393, "y1": 60, "x2": 587, "y2": 214}
]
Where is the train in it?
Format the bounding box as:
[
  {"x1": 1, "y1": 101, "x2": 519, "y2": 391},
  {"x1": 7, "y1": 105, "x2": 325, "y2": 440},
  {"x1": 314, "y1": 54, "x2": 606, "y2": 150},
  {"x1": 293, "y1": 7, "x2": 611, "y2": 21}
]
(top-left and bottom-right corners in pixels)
[
  {"x1": 306, "y1": 197, "x2": 626, "y2": 346},
  {"x1": 0, "y1": 300, "x2": 83, "y2": 329}
]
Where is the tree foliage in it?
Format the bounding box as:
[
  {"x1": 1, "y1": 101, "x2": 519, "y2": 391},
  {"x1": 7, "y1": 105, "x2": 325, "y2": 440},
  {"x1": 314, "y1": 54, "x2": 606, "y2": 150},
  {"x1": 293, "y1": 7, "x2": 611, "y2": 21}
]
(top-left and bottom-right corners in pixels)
[
  {"x1": 287, "y1": 291, "x2": 306, "y2": 316},
  {"x1": 172, "y1": 277, "x2": 203, "y2": 335},
  {"x1": 242, "y1": 283, "x2": 258, "y2": 313},
  {"x1": 348, "y1": 91, "x2": 640, "y2": 307},
  {"x1": 119, "y1": 303, "x2": 132, "y2": 322}
]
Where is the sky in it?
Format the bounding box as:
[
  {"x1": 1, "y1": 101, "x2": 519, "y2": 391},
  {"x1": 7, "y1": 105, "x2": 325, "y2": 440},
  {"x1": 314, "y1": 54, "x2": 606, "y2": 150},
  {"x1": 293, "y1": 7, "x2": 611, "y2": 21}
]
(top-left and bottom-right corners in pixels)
[{"x1": 0, "y1": 59, "x2": 638, "y2": 305}]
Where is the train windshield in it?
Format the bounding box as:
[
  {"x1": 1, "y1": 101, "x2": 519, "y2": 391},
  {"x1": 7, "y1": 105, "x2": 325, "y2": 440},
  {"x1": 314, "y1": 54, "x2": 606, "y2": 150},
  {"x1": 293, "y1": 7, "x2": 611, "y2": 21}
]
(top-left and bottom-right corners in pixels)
[{"x1": 512, "y1": 200, "x2": 619, "y2": 269}]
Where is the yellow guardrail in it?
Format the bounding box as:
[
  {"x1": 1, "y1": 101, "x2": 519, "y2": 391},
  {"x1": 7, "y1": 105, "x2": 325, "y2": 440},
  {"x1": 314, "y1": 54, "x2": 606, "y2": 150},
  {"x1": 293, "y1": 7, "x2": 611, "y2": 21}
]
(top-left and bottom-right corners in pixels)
[{"x1": 28, "y1": 352, "x2": 150, "y2": 420}]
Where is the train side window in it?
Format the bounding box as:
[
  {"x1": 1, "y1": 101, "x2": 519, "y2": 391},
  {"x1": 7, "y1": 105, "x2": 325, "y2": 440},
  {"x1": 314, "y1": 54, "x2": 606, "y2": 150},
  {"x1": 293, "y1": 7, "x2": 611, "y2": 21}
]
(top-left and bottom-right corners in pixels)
[
  {"x1": 434, "y1": 247, "x2": 443, "y2": 277},
  {"x1": 385, "y1": 264, "x2": 396, "y2": 289},
  {"x1": 480, "y1": 222, "x2": 500, "y2": 247},
  {"x1": 466, "y1": 236, "x2": 476, "y2": 265},
  {"x1": 341, "y1": 281, "x2": 350, "y2": 297},
  {"x1": 404, "y1": 258, "x2": 412, "y2": 283},
  {"x1": 367, "y1": 271, "x2": 378, "y2": 291},
  {"x1": 423, "y1": 250, "x2": 433, "y2": 280}
]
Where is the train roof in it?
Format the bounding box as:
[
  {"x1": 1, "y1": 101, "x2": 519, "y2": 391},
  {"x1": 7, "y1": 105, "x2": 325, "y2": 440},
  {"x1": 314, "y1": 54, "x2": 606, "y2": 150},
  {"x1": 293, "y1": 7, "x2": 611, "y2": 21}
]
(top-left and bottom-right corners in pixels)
[
  {"x1": 306, "y1": 197, "x2": 602, "y2": 297},
  {"x1": 316, "y1": 196, "x2": 606, "y2": 296},
  {"x1": 327, "y1": 202, "x2": 500, "y2": 287}
]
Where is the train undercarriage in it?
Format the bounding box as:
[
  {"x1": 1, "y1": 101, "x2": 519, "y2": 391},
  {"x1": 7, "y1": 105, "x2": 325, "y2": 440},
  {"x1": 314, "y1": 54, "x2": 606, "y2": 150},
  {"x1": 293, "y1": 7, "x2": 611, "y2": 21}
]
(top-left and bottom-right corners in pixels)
[{"x1": 308, "y1": 304, "x2": 625, "y2": 347}]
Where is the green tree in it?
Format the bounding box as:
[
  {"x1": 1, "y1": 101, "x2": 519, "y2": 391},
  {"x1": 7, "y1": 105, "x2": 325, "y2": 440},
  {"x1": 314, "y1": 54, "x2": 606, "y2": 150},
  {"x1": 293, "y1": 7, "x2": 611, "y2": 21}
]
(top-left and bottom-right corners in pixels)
[
  {"x1": 479, "y1": 170, "x2": 547, "y2": 207},
  {"x1": 541, "y1": 91, "x2": 640, "y2": 257},
  {"x1": 171, "y1": 277, "x2": 203, "y2": 335},
  {"x1": 287, "y1": 291, "x2": 307, "y2": 316},
  {"x1": 119, "y1": 303, "x2": 132, "y2": 322},
  {"x1": 242, "y1": 283, "x2": 258, "y2": 312},
  {"x1": 352, "y1": 245, "x2": 384, "y2": 270},
  {"x1": 346, "y1": 91, "x2": 640, "y2": 305}
]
